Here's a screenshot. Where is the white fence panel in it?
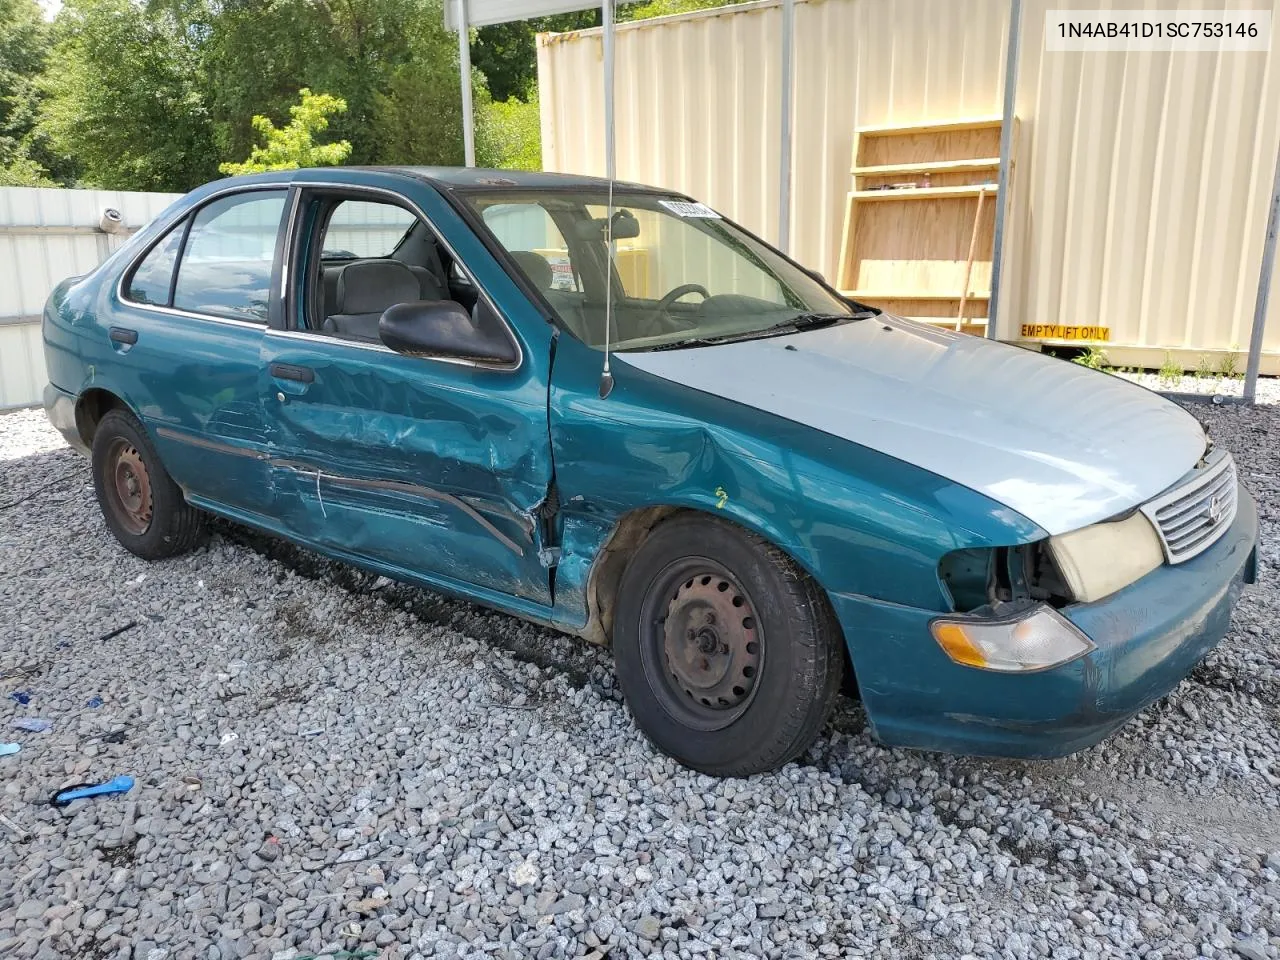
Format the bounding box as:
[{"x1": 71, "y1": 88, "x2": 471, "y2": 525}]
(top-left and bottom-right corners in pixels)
[{"x1": 0, "y1": 187, "x2": 180, "y2": 408}]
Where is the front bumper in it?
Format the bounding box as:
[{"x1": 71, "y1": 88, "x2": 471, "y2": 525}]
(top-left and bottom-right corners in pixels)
[
  {"x1": 43, "y1": 383, "x2": 88, "y2": 456},
  {"x1": 831, "y1": 484, "x2": 1258, "y2": 758}
]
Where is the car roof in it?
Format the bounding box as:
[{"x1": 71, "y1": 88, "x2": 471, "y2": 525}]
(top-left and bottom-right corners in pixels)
[
  {"x1": 212, "y1": 167, "x2": 679, "y2": 196},
  {"x1": 381, "y1": 166, "x2": 672, "y2": 194}
]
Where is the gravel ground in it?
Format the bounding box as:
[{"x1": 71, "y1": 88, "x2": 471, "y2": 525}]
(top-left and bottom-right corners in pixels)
[{"x1": 2, "y1": 388, "x2": 1280, "y2": 960}]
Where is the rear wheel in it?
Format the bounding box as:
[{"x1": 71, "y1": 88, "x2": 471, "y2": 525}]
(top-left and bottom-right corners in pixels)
[
  {"x1": 91, "y1": 409, "x2": 204, "y2": 559},
  {"x1": 613, "y1": 515, "x2": 844, "y2": 776}
]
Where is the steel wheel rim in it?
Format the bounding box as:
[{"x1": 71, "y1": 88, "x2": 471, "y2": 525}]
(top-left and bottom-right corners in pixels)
[
  {"x1": 106, "y1": 438, "x2": 153, "y2": 536},
  {"x1": 640, "y1": 558, "x2": 763, "y2": 731}
]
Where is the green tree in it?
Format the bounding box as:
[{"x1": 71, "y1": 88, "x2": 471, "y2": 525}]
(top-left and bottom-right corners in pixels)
[
  {"x1": 477, "y1": 95, "x2": 541, "y2": 171},
  {"x1": 0, "y1": 0, "x2": 55, "y2": 184},
  {"x1": 39, "y1": 0, "x2": 218, "y2": 190},
  {"x1": 219, "y1": 88, "x2": 351, "y2": 175},
  {"x1": 472, "y1": 11, "x2": 598, "y2": 103},
  {"x1": 620, "y1": 0, "x2": 740, "y2": 20}
]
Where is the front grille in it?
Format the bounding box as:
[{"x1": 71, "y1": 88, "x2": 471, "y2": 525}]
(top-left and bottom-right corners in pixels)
[{"x1": 1140, "y1": 450, "x2": 1238, "y2": 564}]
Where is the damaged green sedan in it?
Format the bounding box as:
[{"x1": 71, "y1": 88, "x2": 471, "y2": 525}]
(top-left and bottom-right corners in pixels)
[{"x1": 43, "y1": 168, "x2": 1257, "y2": 776}]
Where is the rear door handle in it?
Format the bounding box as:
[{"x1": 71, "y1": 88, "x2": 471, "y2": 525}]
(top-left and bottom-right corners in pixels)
[
  {"x1": 269, "y1": 362, "x2": 315, "y2": 383},
  {"x1": 108, "y1": 327, "x2": 138, "y2": 345}
]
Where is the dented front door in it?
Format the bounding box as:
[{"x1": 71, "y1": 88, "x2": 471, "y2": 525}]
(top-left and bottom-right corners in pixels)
[{"x1": 259, "y1": 331, "x2": 555, "y2": 604}]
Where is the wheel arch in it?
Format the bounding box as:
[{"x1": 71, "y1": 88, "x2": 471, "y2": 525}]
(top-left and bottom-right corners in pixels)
[
  {"x1": 581, "y1": 504, "x2": 852, "y2": 677},
  {"x1": 74, "y1": 388, "x2": 136, "y2": 449}
]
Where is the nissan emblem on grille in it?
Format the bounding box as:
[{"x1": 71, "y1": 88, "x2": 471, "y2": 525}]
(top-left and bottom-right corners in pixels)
[{"x1": 1140, "y1": 450, "x2": 1238, "y2": 564}]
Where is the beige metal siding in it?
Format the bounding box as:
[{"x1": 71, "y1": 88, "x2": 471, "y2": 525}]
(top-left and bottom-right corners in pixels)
[
  {"x1": 0, "y1": 187, "x2": 180, "y2": 408},
  {"x1": 1008, "y1": 0, "x2": 1280, "y2": 361},
  {"x1": 538, "y1": 0, "x2": 1280, "y2": 367}
]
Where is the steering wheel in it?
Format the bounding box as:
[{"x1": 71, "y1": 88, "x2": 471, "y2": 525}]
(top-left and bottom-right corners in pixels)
[{"x1": 644, "y1": 283, "x2": 711, "y2": 328}]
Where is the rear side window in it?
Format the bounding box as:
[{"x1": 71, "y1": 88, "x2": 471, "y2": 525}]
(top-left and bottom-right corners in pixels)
[
  {"x1": 323, "y1": 200, "x2": 416, "y2": 259},
  {"x1": 172, "y1": 191, "x2": 287, "y2": 323},
  {"x1": 125, "y1": 221, "x2": 185, "y2": 306}
]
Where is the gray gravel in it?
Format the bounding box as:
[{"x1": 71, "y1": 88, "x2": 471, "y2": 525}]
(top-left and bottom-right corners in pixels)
[{"x1": 2, "y1": 388, "x2": 1280, "y2": 960}]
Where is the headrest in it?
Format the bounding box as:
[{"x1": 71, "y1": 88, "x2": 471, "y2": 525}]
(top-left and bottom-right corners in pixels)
[
  {"x1": 510, "y1": 251, "x2": 554, "y2": 291},
  {"x1": 335, "y1": 260, "x2": 421, "y2": 315}
]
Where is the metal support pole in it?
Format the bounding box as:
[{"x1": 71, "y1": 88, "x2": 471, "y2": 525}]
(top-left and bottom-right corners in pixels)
[
  {"x1": 986, "y1": 0, "x2": 1022, "y2": 339},
  {"x1": 778, "y1": 0, "x2": 795, "y2": 253},
  {"x1": 602, "y1": 0, "x2": 616, "y2": 180},
  {"x1": 456, "y1": 0, "x2": 476, "y2": 167},
  {"x1": 1243, "y1": 140, "x2": 1280, "y2": 402}
]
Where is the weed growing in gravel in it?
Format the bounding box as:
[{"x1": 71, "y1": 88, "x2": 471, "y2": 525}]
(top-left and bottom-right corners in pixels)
[
  {"x1": 1158, "y1": 352, "x2": 1182, "y2": 385},
  {"x1": 1072, "y1": 346, "x2": 1110, "y2": 371},
  {"x1": 1218, "y1": 346, "x2": 1243, "y2": 380}
]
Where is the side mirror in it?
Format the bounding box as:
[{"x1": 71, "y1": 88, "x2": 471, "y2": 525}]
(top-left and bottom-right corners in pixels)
[{"x1": 379, "y1": 300, "x2": 517, "y2": 365}]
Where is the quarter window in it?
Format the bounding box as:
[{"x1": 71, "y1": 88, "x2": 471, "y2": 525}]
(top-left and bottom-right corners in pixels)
[
  {"x1": 125, "y1": 220, "x2": 185, "y2": 306},
  {"x1": 323, "y1": 200, "x2": 416, "y2": 259},
  {"x1": 172, "y1": 191, "x2": 287, "y2": 323}
]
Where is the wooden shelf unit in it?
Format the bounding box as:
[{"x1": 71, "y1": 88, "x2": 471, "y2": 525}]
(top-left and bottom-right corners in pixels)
[{"x1": 836, "y1": 116, "x2": 1015, "y2": 332}]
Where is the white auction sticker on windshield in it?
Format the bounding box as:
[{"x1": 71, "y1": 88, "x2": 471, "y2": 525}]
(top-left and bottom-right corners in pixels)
[{"x1": 659, "y1": 200, "x2": 722, "y2": 219}]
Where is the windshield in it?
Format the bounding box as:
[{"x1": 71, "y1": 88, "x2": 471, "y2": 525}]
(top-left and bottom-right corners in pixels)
[{"x1": 463, "y1": 190, "x2": 860, "y2": 350}]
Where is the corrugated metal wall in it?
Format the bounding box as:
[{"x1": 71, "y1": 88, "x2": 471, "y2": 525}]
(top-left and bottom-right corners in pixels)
[
  {"x1": 538, "y1": 0, "x2": 1280, "y2": 368},
  {"x1": 0, "y1": 187, "x2": 180, "y2": 408}
]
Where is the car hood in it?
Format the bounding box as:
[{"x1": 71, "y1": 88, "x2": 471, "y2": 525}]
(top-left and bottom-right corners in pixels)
[{"x1": 617, "y1": 316, "x2": 1206, "y2": 536}]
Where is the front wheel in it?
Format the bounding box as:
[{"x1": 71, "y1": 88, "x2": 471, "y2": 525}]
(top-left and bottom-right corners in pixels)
[{"x1": 613, "y1": 515, "x2": 844, "y2": 776}]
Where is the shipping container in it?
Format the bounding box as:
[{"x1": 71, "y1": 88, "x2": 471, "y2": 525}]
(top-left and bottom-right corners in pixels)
[{"x1": 536, "y1": 0, "x2": 1280, "y2": 373}]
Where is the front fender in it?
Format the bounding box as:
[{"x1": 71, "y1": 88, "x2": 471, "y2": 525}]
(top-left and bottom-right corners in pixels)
[{"x1": 548, "y1": 335, "x2": 1045, "y2": 631}]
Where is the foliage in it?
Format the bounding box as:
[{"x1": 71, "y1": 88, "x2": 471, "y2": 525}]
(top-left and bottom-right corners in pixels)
[
  {"x1": 1217, "y1": 346, "x2": 1241, "y2": 380},
  {"x1": 472, "y1": 12, "x2": 598, "y2": 103},
  {"x1": 39, "y1": 0, "x2": 218, "y2": 191},
  {"x1": 1194, "y1": 353, "x2": 1214, "y2": 380},
  {"x1": 219, "y1": 89, "x2": 351, "y2": 175},
  {"x1": 0, "y1": 154, "x2": 54, "y2": 186},
  {"x1": 620, "y1": 0, "x2": 742, "y2": 20},
  {"x1": 477, "y1": 96, "x2": 541, "y2": 171},
  {"x1": 1157, "y1": 352, "x2": 1182, "y2": 384},
  {"x1": 369, "y1": 25, "x2": 469, "y2": 167},
  {"x1": 0, "y1": 0, "x2": 55, "y2": 182},
  {"x1": 1071, "y1": 346, "x2": 1109, "y2": 371}
]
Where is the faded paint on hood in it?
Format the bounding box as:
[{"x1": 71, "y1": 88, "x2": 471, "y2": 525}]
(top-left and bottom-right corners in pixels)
[{"x1": 617, "y1": 316, "x2": 1206, "y2": 536}]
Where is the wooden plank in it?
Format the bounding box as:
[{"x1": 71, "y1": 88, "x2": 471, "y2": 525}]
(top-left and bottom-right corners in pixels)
[
  {"x1": 842, "y1": 291, "x2": 991, "y2": 300},
  {"x1": 852, "y1": 184, "x2": 999, "y2": 202},
  {"x1": 957, "y1": 186, "x2": 989, "y2": 328},
  {"x1": 855, "y1": 116, "x2": 1004, "y2": 136},
  {"x1": 835, "y1": 191, "x2": 857, "y2": 293},
  {"x1": 852, "y1": 158, "x2": 1000, "y2": 177}
]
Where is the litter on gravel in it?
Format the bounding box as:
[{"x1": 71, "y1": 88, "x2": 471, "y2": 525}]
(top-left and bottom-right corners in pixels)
[{"x1": 2, "y1": 392, "x2": 1280, "y2": 959}]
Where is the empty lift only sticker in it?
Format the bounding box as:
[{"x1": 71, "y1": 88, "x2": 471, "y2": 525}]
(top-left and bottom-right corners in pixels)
[{"x1": 1020, "y1": 324, "x2": 1111, "y2": 342}]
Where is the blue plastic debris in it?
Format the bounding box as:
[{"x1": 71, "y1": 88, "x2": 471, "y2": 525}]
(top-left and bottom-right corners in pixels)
[
  {"x1": 9, "y1": 691, "x2": 31, "y2": 705},
  {"x1": 86, "y1": 697, "x2": 103, "y2": 709},
  {"x1": 51, "y1": 775, "x2": 134, "y2": 807},
  {"x1": 11, "y1": 718, "x2": 51, "y2": 733},
  {"x1": 0, "y1": 743, "x2": 20, "y2": 757}
]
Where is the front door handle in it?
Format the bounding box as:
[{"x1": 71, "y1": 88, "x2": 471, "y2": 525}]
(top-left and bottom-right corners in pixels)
[
  {"x1": 269, "y1": 362, "x2": 315, "y2": 384},
  {"x1": 108, "y1": 327, "x2": 138, "y2": 345}
]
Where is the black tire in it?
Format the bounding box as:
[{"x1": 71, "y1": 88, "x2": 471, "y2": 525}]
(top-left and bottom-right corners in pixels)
[
  {"x1": 613, "y1": 514, "x2": 844, "y2": 776},
  {"x1": 91, "y1": 408, "x2": 205, "y2": 560}
]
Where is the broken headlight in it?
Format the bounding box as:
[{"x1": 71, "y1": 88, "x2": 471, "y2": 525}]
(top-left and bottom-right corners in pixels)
[{"x1": 1046, "y1": 511, "x2": 1164, "y2": 603}]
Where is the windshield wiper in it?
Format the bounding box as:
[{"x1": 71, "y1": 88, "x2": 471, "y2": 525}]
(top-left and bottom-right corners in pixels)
[
  {"x1": 648, "y1": 337, "x2": 719, "y2": 351},
  {"x1": 763, "y1": 312, "x2": 857, "y2": 333},
  {"x1": 643, "y1": 313, "x2": 863, "y2": 352}
]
